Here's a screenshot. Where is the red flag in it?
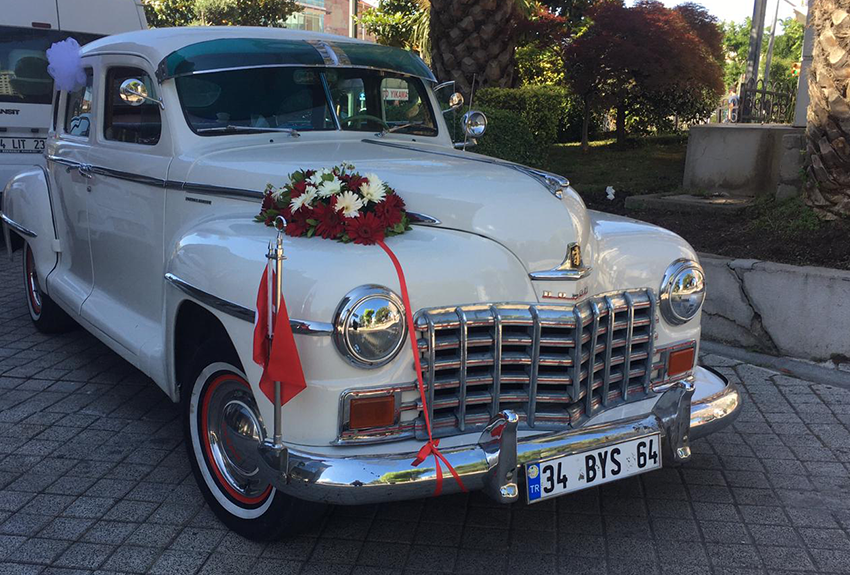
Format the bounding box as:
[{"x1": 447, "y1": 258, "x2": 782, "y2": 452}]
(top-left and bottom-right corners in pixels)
[{"x1": 252, "y1": 267, "x2": 307, "y2": 405}]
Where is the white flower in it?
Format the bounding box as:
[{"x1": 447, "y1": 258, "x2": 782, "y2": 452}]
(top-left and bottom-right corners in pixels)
[
  {"x1": 606, "y1": 186, "x2": 616, "y2": 201},
  {"x1": 317, "y1": 176, "x2": 343, "y2": 198},
  {"x1": 308, "y1": 172, "x2": 324, "y2": 187},
  {"x1": 271, "y1": 186, "x2": 286, "y2": 201},
  {"x1": 359, "y1": 173, "x2": 386, "y2": 203},
  {"x1": 290, "y1": 187, "x2": 318, "y2": 212},
  {"x1": 335, "y1": 190, "x2": 364, "y2": 218}
]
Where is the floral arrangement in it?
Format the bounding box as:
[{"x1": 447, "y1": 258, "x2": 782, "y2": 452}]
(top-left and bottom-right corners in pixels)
[{"x1": 255, "y1": 163, "x2": 411, "y2": 245}]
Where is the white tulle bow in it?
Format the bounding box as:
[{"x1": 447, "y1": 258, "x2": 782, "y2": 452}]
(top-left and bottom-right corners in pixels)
[{"x1": 46, "y1": 38, "x2": 86, "y2": 92}]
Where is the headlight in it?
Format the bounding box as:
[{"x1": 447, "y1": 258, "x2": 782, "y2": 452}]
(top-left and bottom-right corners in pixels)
[
  {"x1": 333, "y1": 285, "x2": 407, "y2": 368},
  {"x1": 659, "y1": 259, "x2": 706, "y2": 325}
]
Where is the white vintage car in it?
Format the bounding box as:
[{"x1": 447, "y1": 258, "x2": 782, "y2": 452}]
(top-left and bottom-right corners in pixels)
[{"x1": 1, "y1": 27, "x2": 741, "y2": 540}]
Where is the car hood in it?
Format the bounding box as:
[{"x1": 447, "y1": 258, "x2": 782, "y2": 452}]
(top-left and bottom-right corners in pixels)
[{"x1": 180, "y1": 138, "x2": 590, "y2": 273}]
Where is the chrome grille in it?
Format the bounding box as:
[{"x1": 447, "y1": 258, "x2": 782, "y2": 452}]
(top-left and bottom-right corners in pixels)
[{"x1": 414, "y1": 290, "x2": 656, "y2": 438}]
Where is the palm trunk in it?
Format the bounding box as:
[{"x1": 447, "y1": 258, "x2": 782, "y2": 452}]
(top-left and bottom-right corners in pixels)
[
  {"x1": 804, "y1": 0, "x2": 850, "y2": 217},
  {"x1": 429, "y1": 0, "x2": 520, "y2": 98}
]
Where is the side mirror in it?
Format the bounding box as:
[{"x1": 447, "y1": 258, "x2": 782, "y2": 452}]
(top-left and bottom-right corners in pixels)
[
  {"x1": 434, "y1": 80, "x2": 464, "y2": 114},
  {"x1": 119, "y1": 78, "x2": 163, "y2": 109}
]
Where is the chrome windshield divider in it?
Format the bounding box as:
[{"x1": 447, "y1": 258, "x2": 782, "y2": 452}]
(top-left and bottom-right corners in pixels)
[
  {"x1": 527, "y1": 306, "x2": 542, "y2": 427},
  {"x1": 456, "y1": 308, "x2": 469, "y2": 432},
  {"x1": 586, "y1": 300, "x2": 601, "y2": 417},
  {"x1": 490, "y1": 306, "x2": 503, "y2": 418},
  {"x1": 570, "y1": 306, "x2": 583, "y2": 402},
  {"x1": 622, "y1": 292, "x2": 635, "y2": 401},
  {"x1": 602, "y1": 296, "x2": 615, "y2": 406},
  {"x1": 644, "y1": 290, "x2": 657, "y2": 393}
]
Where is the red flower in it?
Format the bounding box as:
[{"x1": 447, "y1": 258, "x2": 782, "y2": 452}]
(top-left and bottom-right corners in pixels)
[
  {"x1": 376, "y1": 193, "x2": 405, "y2": 227},
  {"x1": 290, "y1": 180, "x2": 307, "y2": 197},
  {"x1": 261, "y1": 192, "x2": 275, "y2": 211},
  {"x1": 344, "y1": 212, "x2": 385, "y2": 245},
  {"x1": 285, "y1": 206, "x2": 313, "y2": 237},
  {"x1": 313, "y1": 201, "x2": 345, "y2": 239}
]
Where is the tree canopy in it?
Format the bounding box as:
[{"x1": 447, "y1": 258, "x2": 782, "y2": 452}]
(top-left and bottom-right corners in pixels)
[
  {"x1": 564, "y1": 0, "x2": 724, "y2": 147},
  {"x1": 142, "y1": 0, "x2": 299, "y2": 27}
]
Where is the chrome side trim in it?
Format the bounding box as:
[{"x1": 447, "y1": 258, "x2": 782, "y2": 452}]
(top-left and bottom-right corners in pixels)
[
  {"x1": 164, "y1": 273, "x2": 333, "y2": 335},
  {"x1": 406, "y1": 211, "x2": 441, "y2": 226},
  {"x1": 0, "y1": 213, "x2": 37, "y2": 238},
  {"x1": 178, "y1": 181, "x2": 263, "y2": 200}
]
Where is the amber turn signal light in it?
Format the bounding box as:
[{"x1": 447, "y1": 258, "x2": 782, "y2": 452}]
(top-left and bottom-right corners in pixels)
[
  {"x1": 668, "y1": 347, "x2": 696, "y2": 378},
  {"x1": 349, "y1": 395, "x2": 395, "y2": 430}
]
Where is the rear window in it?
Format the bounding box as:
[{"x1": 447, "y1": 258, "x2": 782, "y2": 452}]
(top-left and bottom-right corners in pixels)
[{"x1": 0, "y1": 26, "x2": 101, "y2": 105}]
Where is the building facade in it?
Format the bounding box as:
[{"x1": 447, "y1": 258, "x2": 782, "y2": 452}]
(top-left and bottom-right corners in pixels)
[{"x1": 285, "y1": 0, "x2": 374, "y2": 40}]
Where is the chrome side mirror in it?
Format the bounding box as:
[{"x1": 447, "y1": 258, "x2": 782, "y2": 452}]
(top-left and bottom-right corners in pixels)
[
  {"x1": 119, "y1": 78, "x2": 163, "y2": 109},
  {"x1": 462, "y1": 110, "x2": 487, "y2": 139},
  {"x1": 435, "y1": 80, "x2": 464, "y2": 114}
]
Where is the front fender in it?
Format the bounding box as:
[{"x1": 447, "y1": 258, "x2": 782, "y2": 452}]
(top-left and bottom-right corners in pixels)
[
  {"x1": 165, "y1": 211, "x2": 538, "y2": 446},
  {"x1": 588, "y1": 209, "x2": 701, "y2": 348},
  {"x1": 1, "y1": 167, "x2": 58, "y2": 288}
]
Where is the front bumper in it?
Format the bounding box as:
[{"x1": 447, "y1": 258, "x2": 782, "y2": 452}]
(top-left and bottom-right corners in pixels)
[{"x1": 260, "y1": 366, "x2": 741, "y2": 505}]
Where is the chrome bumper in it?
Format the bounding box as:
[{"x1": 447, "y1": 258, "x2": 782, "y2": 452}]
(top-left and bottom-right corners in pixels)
[{"x1": 260, "y1": 366, "x2": 741, "y2": 505}]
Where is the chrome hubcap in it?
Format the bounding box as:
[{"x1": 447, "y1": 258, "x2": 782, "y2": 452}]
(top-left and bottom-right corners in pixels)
[{"x1": 205, "y1": 379, "x2": 269, "y2": 499}]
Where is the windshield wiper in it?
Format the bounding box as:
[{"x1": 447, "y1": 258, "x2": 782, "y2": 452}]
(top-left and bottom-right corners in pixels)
[
  {"x1": 376, "y1": 122, "x2": 427, "y2": 137},
  {"x1": 196, "y1": 125, "x2": 300, "y2": 137}
]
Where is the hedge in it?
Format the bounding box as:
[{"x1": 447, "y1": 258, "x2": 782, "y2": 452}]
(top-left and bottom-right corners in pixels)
[{"x1": 450, "y1": 105, "x2": 537, "y2": 166}]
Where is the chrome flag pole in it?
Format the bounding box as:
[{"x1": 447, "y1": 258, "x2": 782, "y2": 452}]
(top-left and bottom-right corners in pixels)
[
  {"x1": 269, "y1": 217, "x2": 286, "y2": 449},
  {"x1": 258, "y1": 217, "x2": 289, "y2": 482}
]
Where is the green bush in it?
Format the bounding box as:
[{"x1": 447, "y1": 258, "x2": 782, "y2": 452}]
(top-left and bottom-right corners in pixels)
[
  {"x1": 474, "y1": 85, "x2": 601, "y2": 145},
  {"x1": 452, "y1": 106, "x2": 537, "y2": 166},
  {"x1": 476, "y1": 85, "x2": 565, "y2": 147}
]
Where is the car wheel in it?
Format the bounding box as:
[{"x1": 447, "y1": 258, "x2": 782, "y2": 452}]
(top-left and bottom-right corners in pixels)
[
  {"x1": 23, "y1": 243, "x2": 76, "y2": 333},
  {"x1": 183, "y1": 341, "x2": 326, "y2": 540}
]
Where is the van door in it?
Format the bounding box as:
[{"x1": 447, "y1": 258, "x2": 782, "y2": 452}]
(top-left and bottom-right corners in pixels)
[
  {"x1": 46, "y1": 67, "x2": 95, "y2": 314},
  {"x1": 82, "y1": 58, "x2": 170, "y2": 359}
]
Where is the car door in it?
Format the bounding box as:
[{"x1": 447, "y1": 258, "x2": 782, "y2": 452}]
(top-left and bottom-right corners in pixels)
[
  {"x1": 45, "y1": 67, "x2": 95, "y2": 315},
  {"x1": 82, "y1": 57, "x2": 171, "y2": 358}
]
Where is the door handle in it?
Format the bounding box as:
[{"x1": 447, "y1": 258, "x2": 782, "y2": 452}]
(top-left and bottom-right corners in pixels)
[{"x1": 78, "y1": 164, "x2": 93, "y2": 179}]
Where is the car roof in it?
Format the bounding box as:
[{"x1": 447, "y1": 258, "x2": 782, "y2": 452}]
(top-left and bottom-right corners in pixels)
[
  {"x1": 80, "y1": 27, "x2": 435, "y2": 82},
  {"x1": 81, "y1": 26, "x2": 370, "y2": 64}
]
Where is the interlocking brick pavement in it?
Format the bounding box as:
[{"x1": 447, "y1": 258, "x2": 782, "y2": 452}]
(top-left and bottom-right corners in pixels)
[{"x1": 1, "y1": 250, "x2": 850, "y2": 574}]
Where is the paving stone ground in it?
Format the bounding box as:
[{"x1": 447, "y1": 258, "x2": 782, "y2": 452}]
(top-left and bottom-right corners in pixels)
[{"x1": 1, "y1": 250, "x2": 850, "y2": 575}]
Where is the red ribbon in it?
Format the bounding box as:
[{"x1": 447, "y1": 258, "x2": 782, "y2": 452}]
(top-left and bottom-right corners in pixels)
[{"x1": 377, "y1": 239, "x2": 467, "y2": 497}]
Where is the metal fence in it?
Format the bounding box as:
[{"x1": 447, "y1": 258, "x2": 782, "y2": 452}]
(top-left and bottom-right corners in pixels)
[{"x1": 736, "y1": 78, "x2": 796, "y2": 124}]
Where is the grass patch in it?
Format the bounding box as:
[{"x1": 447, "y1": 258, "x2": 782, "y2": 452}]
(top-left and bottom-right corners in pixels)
[
  {"x1": 542, "y1": 135, "x2": 688, "y2": 200},
  {"x1": 750, "y1": 196, "x2": 822, "y2": 238}
]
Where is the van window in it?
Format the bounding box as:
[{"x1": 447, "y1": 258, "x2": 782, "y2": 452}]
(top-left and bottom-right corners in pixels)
[
  {"x1": 64, "y1": 70, "x2": 94, "y2": 137},
  {"x1": 104, "y1": 67, "x2": 161, "y2": 145},
  {"x1": 0, "y1": 27, "x2": 101, "y2": 105}
]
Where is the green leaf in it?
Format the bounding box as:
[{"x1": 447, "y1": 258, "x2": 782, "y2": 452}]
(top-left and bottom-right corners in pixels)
[
  {"x1": 306, "y1": 219, "x2": 318, "y2": 226},
  {"x1": 307, "y1": 227, "x2": 315, "y2": 238}
]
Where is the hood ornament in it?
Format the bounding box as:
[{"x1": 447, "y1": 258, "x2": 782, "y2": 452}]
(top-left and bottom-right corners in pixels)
[{"x1": 529, "y1": 242, "x2": 592, "y2": 281}]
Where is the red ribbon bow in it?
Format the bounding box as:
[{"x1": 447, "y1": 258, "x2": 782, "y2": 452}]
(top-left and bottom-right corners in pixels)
[{"x1": 377, "y1": 239, "x2": 467, "y2": 497}]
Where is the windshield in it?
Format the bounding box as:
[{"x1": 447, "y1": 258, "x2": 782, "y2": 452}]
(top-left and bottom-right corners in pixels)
[
  {"x1": 0, "y1": 27, "x2": 101, "y2": 105},
  {"x1": 175, "y1": 67, "x2": 438, "y2": 137}
]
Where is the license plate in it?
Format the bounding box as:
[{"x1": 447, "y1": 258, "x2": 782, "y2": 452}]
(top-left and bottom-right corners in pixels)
[
  {"x1": 526, "y1": 433, "x2": 661, "y2": 502},
  {"x1": 0, "y1": 137, "x2": 45, "y2": 154}
]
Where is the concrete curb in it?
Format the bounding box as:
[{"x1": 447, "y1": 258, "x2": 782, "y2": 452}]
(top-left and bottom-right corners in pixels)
[{"x1": 699, "y1": 252, "x2": 850, "y2": 364}]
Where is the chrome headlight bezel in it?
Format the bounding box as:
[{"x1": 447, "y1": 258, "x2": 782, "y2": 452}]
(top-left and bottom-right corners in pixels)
[
  {"x1": 333, "y1": 285, "x2": 407, "y2": 369},
  {"x1": 659, "y1": 259, "x2": 706, "y2": 326}
]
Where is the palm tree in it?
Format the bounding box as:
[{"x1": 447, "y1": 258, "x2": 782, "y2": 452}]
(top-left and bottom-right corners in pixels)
[
  {"x1": 428, "y1": 0, "x2": 534, "y2": 97},
  {"x1": 805, "y1": 0, "x2": 850, "y2": 218}
]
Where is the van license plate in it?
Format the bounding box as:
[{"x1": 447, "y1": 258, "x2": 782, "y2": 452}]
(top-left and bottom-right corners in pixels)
[
  {"x1": 0, "y1": 138, "x2": 45, "y2": 154},
  {"x1": 526, "y1": 434, "x2": 661, "y2": 502}
]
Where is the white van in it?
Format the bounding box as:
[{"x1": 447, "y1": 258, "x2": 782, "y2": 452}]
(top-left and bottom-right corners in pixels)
[{"x1": 1, "y1": 0, "x2": 147, "y2": 190}]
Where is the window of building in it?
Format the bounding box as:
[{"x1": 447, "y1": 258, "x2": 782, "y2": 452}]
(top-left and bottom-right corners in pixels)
[
  {"x1": 104, "y1": 67, "x2": 161, "y2": 145},
  {"x1": 285, "y1": 11, "x2": 324, "y2": 32}
]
